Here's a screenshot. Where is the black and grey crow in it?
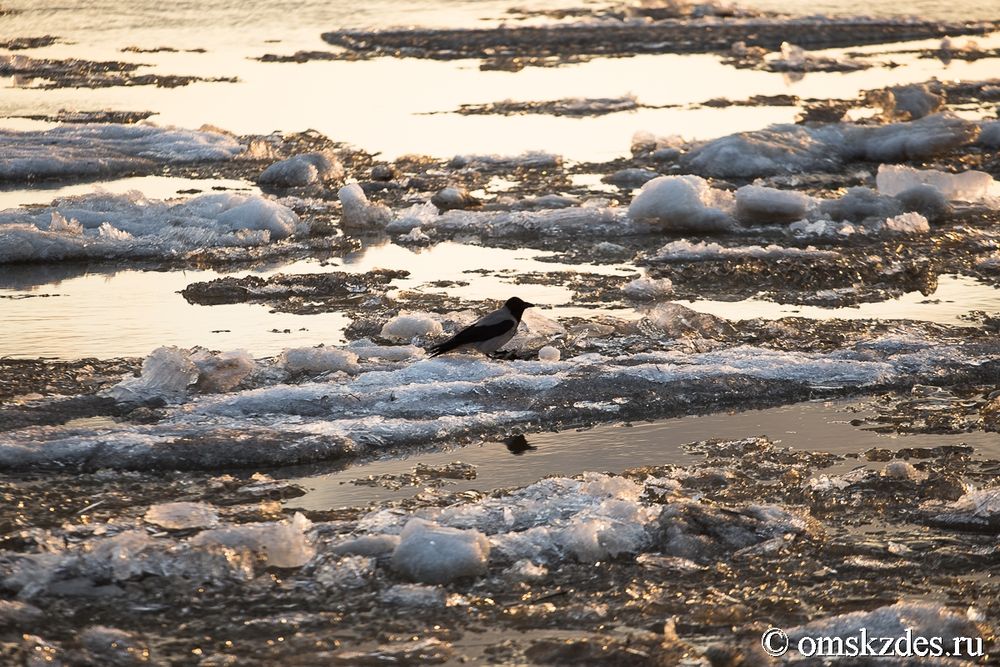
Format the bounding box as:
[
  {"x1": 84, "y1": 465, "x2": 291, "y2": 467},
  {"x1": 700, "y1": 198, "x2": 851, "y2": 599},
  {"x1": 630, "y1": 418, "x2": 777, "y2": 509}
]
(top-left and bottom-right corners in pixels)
[{"x1": 428, "y1": 297, "x2": 534, "y2": 357}]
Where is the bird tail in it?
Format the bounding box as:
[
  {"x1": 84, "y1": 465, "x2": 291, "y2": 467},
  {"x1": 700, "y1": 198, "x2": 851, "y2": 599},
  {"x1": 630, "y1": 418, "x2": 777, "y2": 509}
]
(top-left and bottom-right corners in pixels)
[{"x1": 427, "y1": 341, "x2": 454, "y2": 358}]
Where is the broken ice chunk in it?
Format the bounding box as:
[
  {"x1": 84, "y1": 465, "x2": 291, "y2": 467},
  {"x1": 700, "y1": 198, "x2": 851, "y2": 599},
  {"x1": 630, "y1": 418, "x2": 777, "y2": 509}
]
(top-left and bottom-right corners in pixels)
[
  {"x1": 876, "y1": 164, "x2": 995, "y2": 202},
  {"x1": 787, "y1": 602, "x2": 982, "y2": 648},
  {"x1": 627, "y1": 176, "x2": 734, "y2": 231},
  {"x1": 380, "y1": 312, "x2": 444, "y2": 342},
  {"x1": 258, "y1": 150, "x2": 344, "y2": 187},
  {"x1": 144, "y1": 502, "x2": 220, "y2": 530},
  {"x1": 883, "y1": 212, "x2": 929, "y2": 234},
  {"x1": 537, "y1": 346, "x2": 561, "y2": 362},
  {"x1": 281, "y1": 347, "x2": 360, "y2": 375},
  {"x1": 927, "y1": 488, "x2": 1000, "y2": 531},
  {"x1": 105, "y1": 346, "x2": 200, "y2": 403},
  {"x1": 192, "y1": 349, "x2": 255, "y2": 392},
  {"x1": 338, "y1": 183, "x2": 391, "y2": 229},
  {"x1": 622, "y1": 275, "x2": 674, "y2": 301},
  {"x1": 391, "y1": 518, "x2": 490, "y2": 584},
  {"x1": 190, "y1": 512, "x2": 314, "y2": 568},
  {"x1": 734, "y1": 185, "x2": 813, "y2": 224}
]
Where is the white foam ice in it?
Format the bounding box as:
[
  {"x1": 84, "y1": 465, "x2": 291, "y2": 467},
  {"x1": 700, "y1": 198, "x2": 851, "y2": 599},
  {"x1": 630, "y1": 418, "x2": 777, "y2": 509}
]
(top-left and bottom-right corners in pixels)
[
  {"x1": 627, "y1": 175, "x2": 735, "y2": 231},
  {"x1": 391, "y1": 519, "x2": 490, "y2": 584},
  {"x1": 403, "y1": 202, "x2": 629, "y2": 239},
  {"x1": 682, "y1": 114, "x2": 979, "y2": 178},
  {"x1": 258, "y1": 150, "x2": 344, "y2": 187},
  {"x1": 647, "y1": 240, "x2": 841, "y2": 262},
  {"x1": 876, "y1": 164, "x2": 997, "y2": 204},
  {"x1": 0, "y1": 124, "x2": 244, "y2": 182},
  {"x1": 0, "y1": 191, "x2": 305, "y2": 264}
]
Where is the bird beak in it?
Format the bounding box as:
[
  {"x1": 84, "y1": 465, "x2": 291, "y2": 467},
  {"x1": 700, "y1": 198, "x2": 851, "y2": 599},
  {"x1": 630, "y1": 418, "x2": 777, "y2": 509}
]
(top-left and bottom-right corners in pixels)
[{"x1": 523, "y1": 302, "x2": 535, "y2": 308}]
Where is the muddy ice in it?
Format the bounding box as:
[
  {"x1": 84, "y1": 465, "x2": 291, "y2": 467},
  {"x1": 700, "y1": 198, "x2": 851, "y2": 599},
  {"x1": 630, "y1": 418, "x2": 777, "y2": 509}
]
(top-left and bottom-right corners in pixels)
[
  {"x1": 4, "y1": 9, "x2": 1000, "y2": 663},
  {"x1": 1, "y1": 426, "x2": 998, "y2": 664}
]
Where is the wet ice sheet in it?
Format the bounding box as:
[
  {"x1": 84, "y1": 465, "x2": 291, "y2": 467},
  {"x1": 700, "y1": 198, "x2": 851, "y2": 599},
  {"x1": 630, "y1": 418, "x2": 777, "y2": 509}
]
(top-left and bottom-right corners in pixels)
[{"x1": 289, "y1": 397, "x2": 1000, "y2": 508}]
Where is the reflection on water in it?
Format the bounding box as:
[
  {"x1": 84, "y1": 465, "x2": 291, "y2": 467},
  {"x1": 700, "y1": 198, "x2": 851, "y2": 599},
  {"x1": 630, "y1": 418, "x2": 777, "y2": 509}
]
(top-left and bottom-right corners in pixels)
[
  {"x1": 289, "y1": 397, "x2": 1000, "y2": 509},
  {"x1": 0, "y1": 175, "x2": 258, "y2": 210},
  {"x1": 0, "y1": 241, "x2": 632, "y2": 359},
  {"x1": 681, "y1": 274, "x2": 999, "y2": 326},
  {"x1": 503, "y1": 434, "x2": 537, "y2": 455}
]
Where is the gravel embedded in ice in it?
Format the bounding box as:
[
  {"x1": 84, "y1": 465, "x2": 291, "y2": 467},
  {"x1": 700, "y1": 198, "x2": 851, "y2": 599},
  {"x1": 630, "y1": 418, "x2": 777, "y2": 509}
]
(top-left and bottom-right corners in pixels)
[
  {"x1": 313, "y1": 555, "x2": 375, "y2": 591},
  {"x1": 391, "y1": 518, "x2": 490, "y2": 584},
  {"x1": 0, "y1": 124, "x2": 243, "y2": 182},
  {"x1": 144, "y1": 502, "x2": 220, "y2": 530},
  {"x1": 627, "y1": 175, "x2": 734, "y2": 231}
]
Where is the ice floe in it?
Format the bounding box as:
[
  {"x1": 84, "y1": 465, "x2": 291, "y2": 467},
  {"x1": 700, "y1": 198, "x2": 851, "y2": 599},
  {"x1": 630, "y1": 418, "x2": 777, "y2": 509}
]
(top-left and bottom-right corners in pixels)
[
  {"x1": 0, "y1": 191, "x2": 305, "y2": 264},
  {"x1": 106, "y1": 346, "x2": 255, "y2": 402},
  {"x1": 682, "y1": 114, "x2": 979, "y2": 178},
  {"x1": 647, "y1": 240, "x2": 840, "y2": 262},
  {"x1": 3, "y1": 334, "x2": 996, "y2": 471},
  {"x1": 0, "y1": 124, "x2": 244, "y2": 182},
  {"x1": 876, "y1": 164, "x2": 997, "y2": 204}
]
